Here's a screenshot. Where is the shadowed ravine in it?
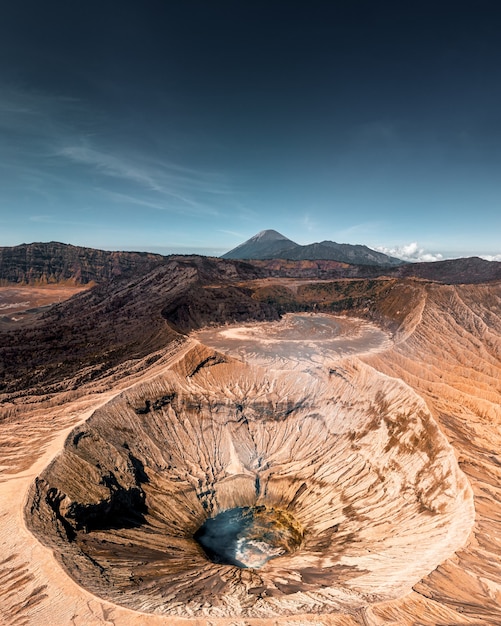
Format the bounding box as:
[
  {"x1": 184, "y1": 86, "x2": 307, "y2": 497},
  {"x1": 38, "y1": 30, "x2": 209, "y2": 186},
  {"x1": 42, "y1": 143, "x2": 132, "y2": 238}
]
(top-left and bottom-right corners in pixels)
[{"x1": 25, "y1": 316, "x2": 474, "y2": 618}]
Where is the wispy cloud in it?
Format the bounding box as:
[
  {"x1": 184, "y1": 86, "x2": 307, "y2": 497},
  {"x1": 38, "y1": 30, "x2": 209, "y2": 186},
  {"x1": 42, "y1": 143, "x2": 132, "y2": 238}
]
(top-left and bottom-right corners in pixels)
[
  {"x1": 58, "y1": 143, "x2": 235, "y2": 216},
  {"x1": 335, "y1": 221, "x2": 385, "y2": 242},
  {"x1": 0, "y1": 84, "x2": 96, "y2": 206},
  {"x1": 97, "y1": 189, "x2": 169, "y2": 212},
  {"x1": 60, "y1": 146, "x2": 162, "y2": 190},
  {"x1": 219, "y1": 229, "x2": 247, "y2": 239},
  {"x1": 0, "y1": 83, "x2": 244, "y2": 220},
  {"x1": 0, "y1": 85, "x2": 86, "y2": 151},
  {"x1": 375, "y1": 242, "x2": 444, "y2": 262}
]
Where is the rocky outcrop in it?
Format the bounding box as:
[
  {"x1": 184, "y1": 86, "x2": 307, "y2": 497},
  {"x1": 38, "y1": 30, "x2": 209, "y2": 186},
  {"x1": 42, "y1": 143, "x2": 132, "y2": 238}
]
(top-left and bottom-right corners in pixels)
[
  {"x1": 251, "y1": 256, "x2": 501, "y2": 283},
  {"x1": 0, "y1": 257, "x2": 273, "y2": 395},
  {"x1": 162, "y1": 284, "x2": 281, "y2": 332},
  {"x1": 0, "y1": 242, "x2": 164, "y2": 285}
]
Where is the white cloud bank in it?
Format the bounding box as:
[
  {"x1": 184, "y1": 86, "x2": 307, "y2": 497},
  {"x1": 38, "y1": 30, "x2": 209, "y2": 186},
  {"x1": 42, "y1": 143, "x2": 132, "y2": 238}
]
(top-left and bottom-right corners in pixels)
[
  {"x1": 376, "y1": 242, "x2": 444, "y2": 263},
  {"x1": 376, "y1": 244, "x2": 501, "y2": 263}
]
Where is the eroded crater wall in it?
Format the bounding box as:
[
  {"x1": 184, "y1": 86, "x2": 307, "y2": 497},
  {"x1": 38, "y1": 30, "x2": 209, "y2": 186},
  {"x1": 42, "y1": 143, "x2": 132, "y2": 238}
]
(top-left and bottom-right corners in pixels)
[{"x1": 26, "y1": 343, "x2": 474, "y2": 618}]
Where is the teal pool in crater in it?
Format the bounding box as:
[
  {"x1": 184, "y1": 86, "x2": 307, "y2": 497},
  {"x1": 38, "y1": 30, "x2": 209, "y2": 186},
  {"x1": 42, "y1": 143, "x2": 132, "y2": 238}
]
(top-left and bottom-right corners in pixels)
[{"x1": 193, "y1": 506, "x2": 303, "y2": 569}]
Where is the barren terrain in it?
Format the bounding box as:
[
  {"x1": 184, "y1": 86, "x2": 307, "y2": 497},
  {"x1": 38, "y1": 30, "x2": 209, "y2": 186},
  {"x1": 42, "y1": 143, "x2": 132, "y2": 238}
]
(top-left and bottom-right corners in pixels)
[
  {"x1": 0, "y1": 285, "x2": 88, "y2": 328},
  {"x1": 1, "y1": 263, "x2": 501, "y2": 625},
  {"x1": 193, "y1": 313, "x2": 391, "y2": 368}
]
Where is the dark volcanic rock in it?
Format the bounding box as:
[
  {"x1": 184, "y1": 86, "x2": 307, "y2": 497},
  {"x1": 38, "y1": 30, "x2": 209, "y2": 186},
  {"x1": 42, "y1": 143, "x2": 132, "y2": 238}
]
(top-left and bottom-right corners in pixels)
[
  {"x1": 0, "y1": 257, "x2": 269, "y2": 395},
  {"x1": 0, "y1": 241, "x2": 164, "y2": 285},
  {"x1": 0, "y1": 260, "x2": 191, "y2": 394},
  {"x1": 162, "y1": 284, "x2": 280, "y2": 333},
  {"x1": 391, "y1": 256, "x2": 501, "y2": 284}
]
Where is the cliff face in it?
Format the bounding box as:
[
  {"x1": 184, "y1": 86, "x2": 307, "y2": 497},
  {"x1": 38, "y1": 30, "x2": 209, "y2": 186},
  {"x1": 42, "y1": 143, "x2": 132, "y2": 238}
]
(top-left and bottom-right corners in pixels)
[{"x1": 0, "y1": 242, "x2": 164, "y2": 285}]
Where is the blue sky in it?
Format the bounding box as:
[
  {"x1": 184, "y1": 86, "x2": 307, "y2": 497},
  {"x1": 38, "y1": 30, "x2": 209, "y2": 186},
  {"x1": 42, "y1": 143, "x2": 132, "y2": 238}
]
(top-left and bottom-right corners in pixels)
[{"x1": 1, "y1": 1, "x2": 501, "y2": 261}]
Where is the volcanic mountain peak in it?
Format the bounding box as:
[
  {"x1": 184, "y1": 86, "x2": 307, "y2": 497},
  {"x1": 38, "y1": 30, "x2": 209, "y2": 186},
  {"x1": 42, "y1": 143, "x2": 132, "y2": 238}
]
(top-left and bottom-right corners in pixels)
[
  {"x1": 251, "y1": 229, "x2": 294, "y2": 242},
  {"x1": 222, "y1": 230, "x2": 404, "y2": 266},
  {"x1": 221, "y1": 229, "x2": 299, "y2": 260}
]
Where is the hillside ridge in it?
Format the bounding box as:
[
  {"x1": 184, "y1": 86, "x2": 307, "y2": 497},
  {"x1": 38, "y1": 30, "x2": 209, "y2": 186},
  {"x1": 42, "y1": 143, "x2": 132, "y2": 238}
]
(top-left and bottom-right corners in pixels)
[{"x1": 222, "y1": 229, "x2": 404, "y2": 266}]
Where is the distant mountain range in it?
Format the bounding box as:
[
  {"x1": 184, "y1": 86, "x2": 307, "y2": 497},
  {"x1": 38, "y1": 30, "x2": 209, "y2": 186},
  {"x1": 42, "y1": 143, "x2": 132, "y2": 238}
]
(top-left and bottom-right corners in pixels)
[
  {"x1": 1, "y1": 239, "x2": 501, "y2": 288},
  {"x1": 221, "y1": 229, "x2": 404, "y2": 266}
]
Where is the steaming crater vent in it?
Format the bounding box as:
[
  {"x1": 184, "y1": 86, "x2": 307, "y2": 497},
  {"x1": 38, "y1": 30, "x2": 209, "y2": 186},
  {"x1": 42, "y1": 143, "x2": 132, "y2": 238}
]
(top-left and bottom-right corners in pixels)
[{"x1": 26, "y1": 339, "x2": 474, "y2": 618}]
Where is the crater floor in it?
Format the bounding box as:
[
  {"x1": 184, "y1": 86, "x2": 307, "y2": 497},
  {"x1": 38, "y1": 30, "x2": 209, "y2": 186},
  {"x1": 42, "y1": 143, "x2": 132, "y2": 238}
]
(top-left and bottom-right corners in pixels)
[{"x1": 193, "y1": 313, "x2": 391, "y2": 369}]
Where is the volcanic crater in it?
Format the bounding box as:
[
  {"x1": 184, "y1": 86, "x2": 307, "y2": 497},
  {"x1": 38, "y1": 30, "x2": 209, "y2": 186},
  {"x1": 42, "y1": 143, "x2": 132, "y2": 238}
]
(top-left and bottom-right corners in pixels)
[{"x1": 26, "y1": 314, "x2": 474, "y2": 618}]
